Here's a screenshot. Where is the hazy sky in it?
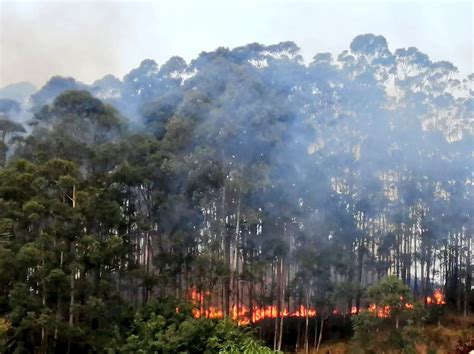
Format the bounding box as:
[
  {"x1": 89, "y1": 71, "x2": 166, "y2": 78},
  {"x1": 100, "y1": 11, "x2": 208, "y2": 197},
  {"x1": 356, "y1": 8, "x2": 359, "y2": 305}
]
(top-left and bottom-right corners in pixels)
[{"x1": 0, "y1": 0, "x2": 472, "y2": 88}]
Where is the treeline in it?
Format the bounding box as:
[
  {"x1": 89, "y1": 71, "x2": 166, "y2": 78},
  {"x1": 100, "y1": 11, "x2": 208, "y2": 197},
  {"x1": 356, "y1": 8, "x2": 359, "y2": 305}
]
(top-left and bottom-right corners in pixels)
[{"x1": 0, "y1": 34, "x2": 472, "y2": 352}]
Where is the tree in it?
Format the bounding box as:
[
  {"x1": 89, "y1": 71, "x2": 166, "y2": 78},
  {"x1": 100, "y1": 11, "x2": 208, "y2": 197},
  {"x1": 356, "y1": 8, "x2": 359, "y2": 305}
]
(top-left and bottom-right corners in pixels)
[
  {"x1": 0, "y1": 99, "x2": 21, "y2": 115},
  {"x1": 31, "y1": 76, "x2": 84, "y2": 111},
  {"x1": 366, "y1": 276, "x2": 412, "y2": 328}
]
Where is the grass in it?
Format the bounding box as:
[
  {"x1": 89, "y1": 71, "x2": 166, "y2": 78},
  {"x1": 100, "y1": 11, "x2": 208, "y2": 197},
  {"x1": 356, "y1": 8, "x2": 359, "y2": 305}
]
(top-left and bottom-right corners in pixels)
[{"x1": 296, "y1": 313, "x2": 474, "y2": 354}]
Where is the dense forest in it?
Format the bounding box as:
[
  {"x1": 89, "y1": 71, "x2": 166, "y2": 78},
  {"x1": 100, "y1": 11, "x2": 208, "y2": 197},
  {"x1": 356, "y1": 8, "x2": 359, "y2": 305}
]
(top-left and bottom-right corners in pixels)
[{"x1": 0, "y1": 34, "x2": 473, "y2": 353}]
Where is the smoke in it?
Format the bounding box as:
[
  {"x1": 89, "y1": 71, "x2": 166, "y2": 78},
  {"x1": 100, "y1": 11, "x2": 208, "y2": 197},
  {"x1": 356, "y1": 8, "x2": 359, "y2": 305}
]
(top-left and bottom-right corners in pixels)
[
  {"x1": 0, "y1": 1, "x2": 152, "y2": 87},
  {"x1": 1, "y1": 1, "x2": 471, "y2": 88}
]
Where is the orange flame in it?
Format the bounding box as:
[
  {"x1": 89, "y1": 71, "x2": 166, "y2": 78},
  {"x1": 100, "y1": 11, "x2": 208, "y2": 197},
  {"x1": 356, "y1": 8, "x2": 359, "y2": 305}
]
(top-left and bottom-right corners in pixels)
[
  {"x1": 189, "y1": 288, "x2": 317, "y2": 324},
  {"x1": 188, "y1": 288, "x2": 445, "y2": 324},
  {"x1": 426, "y1": 289, "x2": 445, "y2": 305},
  {"x1": 364, "y1": 289, "x2": 445, "y2": 318},
  {"x1": 193, "y1": 304, "x2": 318, "y2": 324},
  {"x1": 433, "y1": 289, "x2": 445, "y2": 305},
  {"x1": 368, "y1": 304, "x2": 391, "y2": 318}
]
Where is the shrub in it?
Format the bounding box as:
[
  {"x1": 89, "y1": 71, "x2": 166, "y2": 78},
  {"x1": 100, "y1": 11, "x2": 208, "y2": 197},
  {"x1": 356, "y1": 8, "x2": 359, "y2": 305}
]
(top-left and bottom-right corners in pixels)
[{"x1": 121, "y1": 299, "x2": 275, "y2": 353}]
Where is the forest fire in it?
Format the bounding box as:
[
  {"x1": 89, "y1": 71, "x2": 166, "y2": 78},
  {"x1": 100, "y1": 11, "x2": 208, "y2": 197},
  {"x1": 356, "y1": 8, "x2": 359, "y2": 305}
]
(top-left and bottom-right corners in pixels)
[
  {"x1": 426, "y1": 289, "x2": 446, "y2": 305},
  {"x1": 368, "y1": 304, "x2": 391, "y2": 318},
  {"x1": 189, "y1": 288, "x2": 445, "y2": 323},
  {"x1": 190, "y1": 288, "x2": 317, "y2": 325},
  {"x1": 364, "y1": 289, "x2": 445, "y2": 318},
  {"x1": 1, "y1": 4, "x2": 470, "y2": 350},
  {"x1": 192, "y1": 304, "x2": 317, "y2": 325}
]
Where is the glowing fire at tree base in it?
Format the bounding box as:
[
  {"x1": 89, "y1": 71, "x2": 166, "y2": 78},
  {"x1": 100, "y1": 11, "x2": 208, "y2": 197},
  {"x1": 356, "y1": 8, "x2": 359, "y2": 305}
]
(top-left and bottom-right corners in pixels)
[{"x1": 188, "y1": 288, "x2": 445, "y2": 324}]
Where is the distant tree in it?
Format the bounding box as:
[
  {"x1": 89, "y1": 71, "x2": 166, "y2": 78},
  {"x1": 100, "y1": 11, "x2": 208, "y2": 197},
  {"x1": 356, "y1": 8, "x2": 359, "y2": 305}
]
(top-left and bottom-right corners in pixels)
[
  {"x1": 19, "y1": 90, "x2": 123, "y2": 165},
  {"x1": 0, "y1": 99, "x2": 21, "y2": 115},
  {"x1": 31, "y1": 76, "x2": 84, "y2": 110},
  {"x1": 0, "y1": 117, "x2": 25, "y2": 167}
]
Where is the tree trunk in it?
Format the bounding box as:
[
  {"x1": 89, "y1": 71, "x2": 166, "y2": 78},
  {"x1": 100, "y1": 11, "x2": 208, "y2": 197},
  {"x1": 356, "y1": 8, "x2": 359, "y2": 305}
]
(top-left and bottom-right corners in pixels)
[
  {"x1": 304, "y1": 286, "x2": 310, "y2": 354},
  {"x1": 221, "y1": 184, "x2": 230, "y2": 317},
  {"x1": 233, "y1": 190, "x2": 241, "y2": 320},
  {"x1": 67, "y1": 268, "x2": 75, "y2": 354},
  {"x1": 40, "y1": 251, "x2": 47, "y2": 354},
  {"x1": 278, "y1": 258, "x2": 285, "y2": 352},
  {"x1": 316, "y1": 315, "x2": 324, "y2": 352},
  {"x1": 67, "y1": 185, "x2": 76, "y2": 354},
  {"x1": 273, "y1": 262, "x2": 279, "y2": 351},
  {"x1": 313, "y1": 314, "x2": 318, "y2": 350},
  {"x1": 53, "y1": 250, "x2": 64, "y2": 352},
  {"x1": 355, "y1": 239, "x2": 364, "y2": 313},
  {"x1": 464, "y1": 233, "x2": 471, "y2": 317},
  {"x1": 295, "y1": 313, "x2": 301, "y2": 352}
]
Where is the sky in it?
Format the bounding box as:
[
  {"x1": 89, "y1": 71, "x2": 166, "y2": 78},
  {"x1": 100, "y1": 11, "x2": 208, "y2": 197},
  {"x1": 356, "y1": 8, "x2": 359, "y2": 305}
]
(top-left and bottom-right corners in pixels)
[{"x1": 0, "y1": 0, "x2": 472, "y2": 88}]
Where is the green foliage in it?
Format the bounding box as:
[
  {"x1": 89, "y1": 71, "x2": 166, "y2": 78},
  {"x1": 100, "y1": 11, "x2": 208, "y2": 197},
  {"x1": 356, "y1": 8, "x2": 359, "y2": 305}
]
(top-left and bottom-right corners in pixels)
[
  {"x1": 366, "y1": 276, "x2": 411, "y2": 310},
  {"x1": 353, "y1": 279, "x2": 432, "y2": 353},
  {"x1": 122, "y1": 301, "x2": 274, "y2": 353},
  {"x1": 0, "y1": 317, "x2": 10, "y2": 353},
  {"x1": 386, "y1": 328, "x2": 417, "y2": 354},
  {"x1": 351, "y1": 310, "x2": 381, "y2": 352},
  {"x1": 426, "y1": 302, "x2": 446, "y2": 325},
  {"x1": 352, "y1": 312, "x2": 423, "y2": 354},
  {"x1": 366, "y1": 275, "x2": 412, "y2": 329}
]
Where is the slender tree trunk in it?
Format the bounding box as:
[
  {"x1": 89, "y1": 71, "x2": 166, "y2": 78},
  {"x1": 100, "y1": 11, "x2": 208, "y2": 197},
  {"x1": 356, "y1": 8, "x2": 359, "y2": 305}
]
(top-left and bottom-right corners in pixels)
[
  {"x1": 53, "y1": 250, "x2": 64, "y2": 352},
  {"x1": 414, "y1": 238, "x2": 418, "y2": 299},
  {"x1": 304, "y1": 286, "x2": 310, "y2": 354},
  {"x1": 396, "y1": 232, "x2": 400, "y2": 278},
  {"x1": 355, "y1": 239, "x2": 364, "y2": 313},
  {"x1": 249, "y1": 261, "x2": 254, "y2": 325},
  {"x1": 295, "y1": 311, "x2": 301, "y2": 352},
  {"x1": 40, "y1": 251, "x2": 47, "y2": 354},
  {"x1": 278, "y1": 258, "x2": 284, "y2": 352},
  {"x1": 464, "y1": 233, "x2": 471, "y2": 317},
  {"x1": 456, "y1": 233, "x2": 462, "y2": 312},
  {"x1": 313, "y1": 315, "x2": 318, "y2": 350},
  {"x1": 425, "y1": 257, "x2": 431, "y2": 305},
  {"x1": 234, "y1": 191, "x2": 241, "y2": 320},
  {"x1": 347, "y1": 243, "x2": 355, "y2": 313},
  {"x1": 67, "y1": 185, "x2": 76, "y2": 354},
  {"x1": 273, "y1": 262, "x2": 279, "y2": 351},
  {"x1": 421, "y1": 258, "x2": 425, "y2": 306},
  {"x1": 221, "y1": 184, "x2": 230, "y2": 317},
  {"x1": 67, "y1": 266, "x2": 75, "y2": 354},
  {"x1": 316, "y1": 315, "x2": 324, "y2": 352}
]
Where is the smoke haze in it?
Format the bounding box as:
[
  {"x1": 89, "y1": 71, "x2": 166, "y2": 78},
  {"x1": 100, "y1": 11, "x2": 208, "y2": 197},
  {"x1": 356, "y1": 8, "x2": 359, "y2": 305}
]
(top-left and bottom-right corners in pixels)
[{"x1": 1, "y1": 0, "x2": 472, "y2": 88}]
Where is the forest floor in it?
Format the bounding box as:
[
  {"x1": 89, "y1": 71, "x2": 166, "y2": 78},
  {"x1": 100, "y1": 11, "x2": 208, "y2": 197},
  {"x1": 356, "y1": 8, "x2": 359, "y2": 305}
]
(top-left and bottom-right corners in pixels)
[{"x1": 298, "y1": 313, "x2": 474, "y2": 354}]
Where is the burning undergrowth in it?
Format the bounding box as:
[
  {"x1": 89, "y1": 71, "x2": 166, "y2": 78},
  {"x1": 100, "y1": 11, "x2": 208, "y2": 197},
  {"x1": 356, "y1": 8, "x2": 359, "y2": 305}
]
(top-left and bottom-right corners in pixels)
[{"x1": 187, "y1": 287, "x2": 446, "y2": 324}]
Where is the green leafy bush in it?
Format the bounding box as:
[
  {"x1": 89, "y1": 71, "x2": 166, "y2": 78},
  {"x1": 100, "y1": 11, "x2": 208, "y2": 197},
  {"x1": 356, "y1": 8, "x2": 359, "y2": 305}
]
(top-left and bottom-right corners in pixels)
[{"x1": 121, "y1": 299, "x2": 275, "y2": 353}]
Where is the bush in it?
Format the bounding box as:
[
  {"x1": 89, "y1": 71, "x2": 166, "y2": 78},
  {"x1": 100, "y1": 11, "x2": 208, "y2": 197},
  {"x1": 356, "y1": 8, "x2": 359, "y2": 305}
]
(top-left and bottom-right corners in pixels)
[
  {"x1": 351, "y1": 311, "x2": 381, "y2": 353},
  {"x1": 351, "y1": 300, "x2": 427, "y2": 353},
  {"x1": 121, "y1": 299, "x2": 275, "y2": 353},
  {"x1": 0, "y1": 317, "x2": 10, "y2": 353}
]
